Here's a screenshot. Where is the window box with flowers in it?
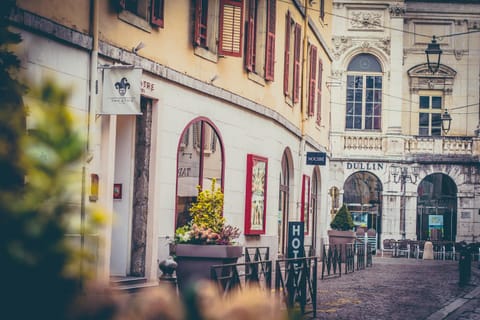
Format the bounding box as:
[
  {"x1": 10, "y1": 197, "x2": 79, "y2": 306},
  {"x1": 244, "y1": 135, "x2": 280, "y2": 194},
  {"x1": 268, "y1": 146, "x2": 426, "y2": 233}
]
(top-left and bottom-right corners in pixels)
[{"x1": 170, "y1": 179, "x2": 242, "y2": 292}]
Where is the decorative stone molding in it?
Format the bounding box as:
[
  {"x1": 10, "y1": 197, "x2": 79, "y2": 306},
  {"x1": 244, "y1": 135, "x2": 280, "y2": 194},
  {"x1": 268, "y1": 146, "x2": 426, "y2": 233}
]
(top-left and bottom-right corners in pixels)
[
  {"x1": 349, "y1": 10, "x2": 383, "y2": 30},
  {"x1": 332, "y1": 36, "x2": 353, "y2": 60},
  {"x1": 389, "y1": 3, "x2": 406, "y2": 17},
  {"x1": 453, "y1": 49, "x2": 468, "y2": 61},
  {"x1": 407, "y1": 64, "x2": 456, "y2": 94},
  {"x1": 331, "y1": 69, "x2": 343, "y2": 78},
  {"x1": 375, "y1": 37, "x2": 391, "y2": 56},
  {"x1": 467, "y1": 20, "x2": 480, "y2": 30}
]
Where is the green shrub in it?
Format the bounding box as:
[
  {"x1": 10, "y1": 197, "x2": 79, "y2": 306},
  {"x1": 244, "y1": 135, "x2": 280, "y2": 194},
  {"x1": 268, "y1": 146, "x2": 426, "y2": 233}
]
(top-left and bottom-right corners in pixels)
[{"x1": 330, "y1": 204, "x2": 354, "y2": 231}]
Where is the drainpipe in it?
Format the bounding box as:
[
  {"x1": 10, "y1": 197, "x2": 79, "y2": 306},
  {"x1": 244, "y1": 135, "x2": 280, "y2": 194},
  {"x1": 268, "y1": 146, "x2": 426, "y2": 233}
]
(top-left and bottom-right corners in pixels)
[
  {"x1": 80, "y1": 0, "x2": 98, "y2": 284},
  {"x1": 299, "y1": 0, "x2": 309, "y2": 220}
]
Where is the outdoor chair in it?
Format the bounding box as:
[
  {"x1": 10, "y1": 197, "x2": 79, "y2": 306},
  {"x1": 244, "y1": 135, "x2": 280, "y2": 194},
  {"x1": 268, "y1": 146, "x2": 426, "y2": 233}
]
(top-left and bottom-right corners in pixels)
[
  {"x1": 432, "y1": 242, "x2": 445, "y2": 260},
  {"x1": 396, "y1": 240, "x2": 410, "y2": 258},
  {"x1": 443, "y1": 242, "x2": 456, "y2": 260},
  {"x1": 381, "y1": 239, "x2": 395, "y2": 257},
  {"x1": 414, "y1": 241, "x2": 425, "y2": 259}
]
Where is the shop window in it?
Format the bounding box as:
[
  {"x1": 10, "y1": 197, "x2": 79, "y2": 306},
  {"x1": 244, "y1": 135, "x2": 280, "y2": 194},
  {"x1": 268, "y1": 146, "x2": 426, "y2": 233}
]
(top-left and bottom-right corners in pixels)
[
  {"x1": 345, "y1": 53, "x2": 382, "y2": 131},
  {"x1": 245, "y1": 0, "x2": 276, "y2": 80},
  {"x1": 176, "y1": 119, "x2": 224, "y2": 228},
  {"x1": 419, "y1": 94, "x2": 443, "y2": 136}
]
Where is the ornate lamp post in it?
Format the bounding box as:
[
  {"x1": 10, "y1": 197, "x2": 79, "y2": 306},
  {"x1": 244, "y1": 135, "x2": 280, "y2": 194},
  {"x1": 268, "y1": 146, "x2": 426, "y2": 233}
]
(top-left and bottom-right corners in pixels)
[
  {"x1": 441, "y1": 109, "x2": 452, "y2": 134},
  {"x1": 390, "y1": 165, "x2": 420, "y2": 239},
  {"x1": 425, "y1": 36, "x2": 442, "y2": 74}
]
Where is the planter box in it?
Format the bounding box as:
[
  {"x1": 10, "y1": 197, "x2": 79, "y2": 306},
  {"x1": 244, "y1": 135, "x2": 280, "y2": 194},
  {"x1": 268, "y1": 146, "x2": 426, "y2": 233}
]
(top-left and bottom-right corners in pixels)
[
  {"x1": 328, "y1": 230, "x2": 356, "y2": 261},
  {"x1": 172, "y1": 244, "x2": 243, "y2": 293}
]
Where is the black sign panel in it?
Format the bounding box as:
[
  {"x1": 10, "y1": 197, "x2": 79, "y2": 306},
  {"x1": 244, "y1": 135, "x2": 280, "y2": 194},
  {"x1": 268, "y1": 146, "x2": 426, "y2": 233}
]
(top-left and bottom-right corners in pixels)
[
  {"x1": 287, "y1": 222, "x2": 305, "y2": 259},
  {"x1": 306, "y1": 152, "x2": 326, "y2": 165}
]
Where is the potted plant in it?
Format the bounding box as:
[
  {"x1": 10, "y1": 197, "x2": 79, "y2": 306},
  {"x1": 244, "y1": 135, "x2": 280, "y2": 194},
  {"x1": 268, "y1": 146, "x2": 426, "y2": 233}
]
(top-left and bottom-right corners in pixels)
[
  {"x1": 171, "y1": 179, "x2": 242, "y2": 293},
  {"x1": 328, "y1": 204, "x2": 356, "y2": 255}
]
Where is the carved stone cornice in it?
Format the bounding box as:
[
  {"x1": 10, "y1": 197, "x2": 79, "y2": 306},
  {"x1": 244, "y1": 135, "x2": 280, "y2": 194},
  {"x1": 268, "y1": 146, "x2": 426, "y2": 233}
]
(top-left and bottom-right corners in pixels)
[
  {"x1": 389, "y1": 3, "x2": 406, "y2": 17},
  {"x1": 332, "y1": 36, "x2": 353, "y2": 60},
  {"x1": 332, "y1": 37, "x2": 391, "y2": 59}
]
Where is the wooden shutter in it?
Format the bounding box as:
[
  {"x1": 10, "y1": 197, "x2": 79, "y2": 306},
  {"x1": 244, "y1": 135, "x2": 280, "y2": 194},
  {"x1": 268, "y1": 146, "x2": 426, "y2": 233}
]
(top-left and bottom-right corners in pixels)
[
  {"x1": 151, "y1": 0, "x2": 164, "y2": 27},
  {"x1": 219, "y1": 0, "x2": 244, "y2": 57},
  {"x1": 245, "y1": 0, "x2": 255, "y2": 71},
  {"x1": 316, "y1": 59, "x2": 323, "y2": 124},
  {"x1": 283, "y1": 11, "x2": 291, "y2": 95},
  {"x1": 308, "y1": 45, "x2": 317, "y2": 117},
  {"x1": 264, "y1": 0, "x2": 276, "y2": 81},
  {"x1": 293, "y1": 23, "x2": 301, "y2": 104}
]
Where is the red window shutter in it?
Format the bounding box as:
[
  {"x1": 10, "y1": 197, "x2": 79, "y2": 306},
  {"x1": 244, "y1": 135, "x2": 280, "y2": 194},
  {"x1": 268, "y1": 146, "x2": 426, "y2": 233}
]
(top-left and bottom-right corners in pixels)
[
  {"x1": 151, "y1": 0, "x2": 164, "y2": 28},
  {"x1": 308, "y1": 45, "x2": 317, "y2": 117},
  {"x1": 283, "y1": 11, "x2": 291, "y2": 96},
  {"x1": 245, "y1": 0, "x2": 255, "y2": 71},
  {"x1": 219, "y1": 0, "x2": 244, "y2": 57},
  {"x1": 293, "y1": 23, "x2": 301, "y2": 104},
  {"x1": 264, "y1": 0, "x2": 276, "y2": 81},
  {"x1": 316, "y1": 59, "x2": 323, "y2": 124}
]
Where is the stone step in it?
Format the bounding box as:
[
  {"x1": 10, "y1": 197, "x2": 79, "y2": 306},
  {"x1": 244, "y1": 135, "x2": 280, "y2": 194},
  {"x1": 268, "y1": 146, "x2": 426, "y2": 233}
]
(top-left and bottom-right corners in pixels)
[{"x1": 110, "y1": 276, "x2": 158, "y2": 293}]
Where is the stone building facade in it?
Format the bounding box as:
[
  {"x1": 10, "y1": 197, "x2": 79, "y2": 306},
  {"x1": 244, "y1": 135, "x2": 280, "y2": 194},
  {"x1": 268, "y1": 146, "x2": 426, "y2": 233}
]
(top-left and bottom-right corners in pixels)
[{"x1": 330, "y1": 0, "x2": 480, "y2": 245}]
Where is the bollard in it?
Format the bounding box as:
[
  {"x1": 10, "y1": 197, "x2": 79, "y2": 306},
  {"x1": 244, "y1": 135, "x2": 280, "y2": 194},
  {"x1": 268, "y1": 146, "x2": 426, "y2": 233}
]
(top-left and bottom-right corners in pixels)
[{"x1": 458, "y1": 243, "x2": 472, "y2": 286}]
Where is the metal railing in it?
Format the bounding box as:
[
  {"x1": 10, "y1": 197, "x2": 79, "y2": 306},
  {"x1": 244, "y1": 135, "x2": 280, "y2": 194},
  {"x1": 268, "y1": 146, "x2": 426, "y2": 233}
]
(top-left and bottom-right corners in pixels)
[
  {"x1": 210, "y1": 260, "x2": 272, "y2": 296},
  {"x1": 321, "y1": 244, "x2": 342, "y2": 279},
  {"x1": 275, "y1": 256, "x2": 317, "y2": 319}
]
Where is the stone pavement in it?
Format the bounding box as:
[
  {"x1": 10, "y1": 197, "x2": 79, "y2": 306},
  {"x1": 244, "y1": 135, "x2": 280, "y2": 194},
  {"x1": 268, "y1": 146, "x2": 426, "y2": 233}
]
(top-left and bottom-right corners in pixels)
[{"x1": 314, "y1": 256, "x2": 480, "y2": 320}]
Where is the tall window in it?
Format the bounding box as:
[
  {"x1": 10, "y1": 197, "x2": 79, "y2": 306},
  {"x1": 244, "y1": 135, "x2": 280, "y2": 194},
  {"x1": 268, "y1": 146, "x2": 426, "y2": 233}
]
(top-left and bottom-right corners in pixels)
[
  {"x1": 245, "y1": 0, "x2": 276, "y2": 80},
  {"x1": 176, "y1": 119, "x2": 224, "y2": 228},
  {"x1": 419, "y1": 94, "x2": 443, "y2": 136},
  {"x1": 345, "y1": 53, "x2": 382, "y2": 130},
  {"x1": 194, "y1": 0, "x2": 243, "y2": 57},
  {"x1": 307, "y1": 45, "x2": 317, "y2": 117},
  {"x1": 283, "y1": 12, "x2": 301, "y2": 104}
]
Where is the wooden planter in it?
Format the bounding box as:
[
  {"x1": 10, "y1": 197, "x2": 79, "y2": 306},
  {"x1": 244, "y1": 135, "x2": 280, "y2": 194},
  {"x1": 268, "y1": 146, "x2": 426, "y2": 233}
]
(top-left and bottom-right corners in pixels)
[{"x1": 172, "y1": 244, "x2": 243, "y2": 293}]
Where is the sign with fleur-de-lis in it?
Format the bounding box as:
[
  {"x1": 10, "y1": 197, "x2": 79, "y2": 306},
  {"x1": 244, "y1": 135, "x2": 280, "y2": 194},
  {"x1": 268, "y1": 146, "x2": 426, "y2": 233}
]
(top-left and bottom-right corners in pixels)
[{"x1": 100, "y1": 66, "x2": 142, "y2": 114}]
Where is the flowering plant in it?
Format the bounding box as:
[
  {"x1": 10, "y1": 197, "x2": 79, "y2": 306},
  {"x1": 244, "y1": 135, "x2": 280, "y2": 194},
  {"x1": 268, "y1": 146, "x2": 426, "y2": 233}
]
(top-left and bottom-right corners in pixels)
[{"x1": 174, "y1": 179, "x2": 241, "y2": 245}]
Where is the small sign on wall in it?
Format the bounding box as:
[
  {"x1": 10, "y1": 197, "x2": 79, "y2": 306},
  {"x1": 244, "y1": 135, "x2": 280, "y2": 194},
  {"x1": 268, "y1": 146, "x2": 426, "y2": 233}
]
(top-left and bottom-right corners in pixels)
[
  {"x1": 461, "y1": 211, "x2": 471, "y2": 219},
  {"x1": 113, "y1": 183, "x2": 122, "y2": 199}
]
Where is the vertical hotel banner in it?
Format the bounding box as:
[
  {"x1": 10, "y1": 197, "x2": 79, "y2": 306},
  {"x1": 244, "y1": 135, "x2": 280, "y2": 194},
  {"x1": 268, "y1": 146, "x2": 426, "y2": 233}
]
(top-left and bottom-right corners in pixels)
[{"x1": 100, "y1": 66, "x2": 142, "y2": 115}]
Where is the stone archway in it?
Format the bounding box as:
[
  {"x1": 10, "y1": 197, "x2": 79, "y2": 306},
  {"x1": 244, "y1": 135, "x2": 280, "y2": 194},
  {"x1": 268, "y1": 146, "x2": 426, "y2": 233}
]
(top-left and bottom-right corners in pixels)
[{"x1": 417, "y1": 173, "x2": 457, "y2": 241}]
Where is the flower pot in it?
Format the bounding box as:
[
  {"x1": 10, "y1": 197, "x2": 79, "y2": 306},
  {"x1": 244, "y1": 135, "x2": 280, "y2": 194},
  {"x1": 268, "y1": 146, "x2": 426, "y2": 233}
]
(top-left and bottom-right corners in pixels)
[
  {"x1": 328, "y1": 229, "x2": 356, "y2": 261},
  {"x1": 172, "y1": 244, "x2": 243, "y2": 293}
]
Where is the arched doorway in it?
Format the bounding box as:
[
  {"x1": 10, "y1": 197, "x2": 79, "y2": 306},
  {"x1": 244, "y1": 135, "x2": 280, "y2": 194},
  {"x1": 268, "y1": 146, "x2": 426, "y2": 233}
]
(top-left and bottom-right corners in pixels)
[
  {"x1": 310, "y1": 167, "x2": 320, "y2": 255},
  {"x1": 175, "y1": 118, "x2": 224, "y2": 229},
  {"x1": 343, "y1": 171, "x2": 383, "y2": 238},
  {"x1": 417, "y1": 173, "x2": 457, "y2": 241}
]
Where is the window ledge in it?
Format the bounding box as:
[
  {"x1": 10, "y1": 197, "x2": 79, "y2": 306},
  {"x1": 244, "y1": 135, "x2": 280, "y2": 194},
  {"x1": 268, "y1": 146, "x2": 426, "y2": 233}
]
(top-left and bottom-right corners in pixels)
[
  {"x1": 247, "y1": 72, "x2": 266, "y2": 86},
  {"x1": 119, "y1": 10, "x2": 152, "y2": 33},
  {"x1": 194, "y1": 47, "x2": 218, "y2": 63}
]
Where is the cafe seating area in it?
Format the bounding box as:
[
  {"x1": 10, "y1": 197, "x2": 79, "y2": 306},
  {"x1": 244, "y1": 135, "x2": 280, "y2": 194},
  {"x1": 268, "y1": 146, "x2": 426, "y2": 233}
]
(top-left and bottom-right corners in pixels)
[{"x1": 380, "y1": 239, "x2": 479, "y2": 260}]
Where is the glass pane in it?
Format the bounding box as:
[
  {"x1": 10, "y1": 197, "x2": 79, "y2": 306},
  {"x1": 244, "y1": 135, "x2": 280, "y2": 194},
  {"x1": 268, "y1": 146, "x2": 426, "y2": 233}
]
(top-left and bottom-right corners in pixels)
[
  {"x1": 346, "y1": 103, "x2": 353, "y2": 114},
  {"x1": 419, "y1": 113, "x2": 429, "y2": 126},
  {"x1": 431, "y1": 127, "x2": 441, "y2": 136},
  {"x1": 176, "y1": 125, "x2": 201, "y2": 228},
  {"x1": 354, "y1": 116, "x2": 362, "y2": 129},
  {"x1": 354, "y1": 90, "x2": 362, "y2": 101},
  {"x1": 366, "y1": 76, "x2": 374, "y2": 88},
  {"x1": 365, "y1": 116, "x2": 372, "y2": 129},
  {"x1": 374, "y1": 90, "x2": 382, "y2": 102},
  {"x1": 347, "y1": 76, "x2": 355, "y2": 88},
  {"x1": 346, "y1": 115, "x2": 353, "y2": 128},
  {"x1": 347, "y1": 89, "x2": 354, "y2": 101},
  {"x1": 354, "y1": 103, "x2": 362, "y2": 115},
  {"x1": 432, "y1": 96, "x2": 442, "y2": 109},
  {"x1": 375, "y1": 76, "x2": 382, "y2": 88},
  {"x1": 354, "y1": 77, "x2": 363, "y2": 88},
  {"x1": 373, "y1": 116, "x2": 381, "y2": 129},
  {"x1": 419, "y1": 127, "x2": 429, "y2": 136},
  {"x1": 366, "y1": 103, "x2": 373, "y2": 115},
  {"x1": 202, "y1": 122, "x2": 223, "y2": 190},
  {"x1": 420, "y1": 96, "x2": 429, "y2": 109},
  {"x1": 366, "y1": 90, "x2": 373, "y2": 102},
  {"x1": 431, "y1": 113, "x2": 441, "y2": 127},
  {"x1": 374, "y1": 103, "x2": 381, "y2": 116}
]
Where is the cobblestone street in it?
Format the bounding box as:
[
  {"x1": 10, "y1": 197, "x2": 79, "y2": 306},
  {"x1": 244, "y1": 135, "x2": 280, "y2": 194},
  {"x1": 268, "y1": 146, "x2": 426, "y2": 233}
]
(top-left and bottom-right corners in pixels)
[{"x1": 314, "y1": 257, "x2": 480, "y2": 320}]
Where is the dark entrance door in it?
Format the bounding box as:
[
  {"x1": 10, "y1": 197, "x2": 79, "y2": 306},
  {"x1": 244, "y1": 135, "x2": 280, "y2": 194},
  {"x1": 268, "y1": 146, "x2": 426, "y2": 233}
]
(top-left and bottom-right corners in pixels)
[{"x1": 416, "y1": 174, "x2": 457, "y2": 241}]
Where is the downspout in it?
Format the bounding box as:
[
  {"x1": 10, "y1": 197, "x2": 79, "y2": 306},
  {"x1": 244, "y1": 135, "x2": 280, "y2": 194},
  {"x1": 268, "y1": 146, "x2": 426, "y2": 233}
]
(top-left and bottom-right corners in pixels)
[
  {"x1": 299, "y1": 0, "x2": 309, "y2": 219},
  {"x1": 80, "y1": 0, "x2": 98, "y2": 284}
]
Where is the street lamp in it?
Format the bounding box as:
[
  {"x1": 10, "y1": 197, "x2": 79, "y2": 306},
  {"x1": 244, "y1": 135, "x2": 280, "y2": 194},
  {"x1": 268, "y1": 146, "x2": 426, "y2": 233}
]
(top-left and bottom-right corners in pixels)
[
  {"x1": 390, "y1": 165, "x2": 420, "y2": 239},
  {"x1": 441, "y1": 109, "x2": 452, "y2": 134},
  {"x1": 425, "y1": 36, "x2": 442, "y2": 74}
]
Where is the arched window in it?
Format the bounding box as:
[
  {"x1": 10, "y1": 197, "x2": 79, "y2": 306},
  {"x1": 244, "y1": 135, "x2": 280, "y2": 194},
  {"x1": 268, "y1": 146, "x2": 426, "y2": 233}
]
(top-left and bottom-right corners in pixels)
[
  {"x1": 345, "y1": 53, "x2": 382, "y2": 130},
  {"x1": 175, "y1": 118, "x2": 224, "y2": 229}
]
